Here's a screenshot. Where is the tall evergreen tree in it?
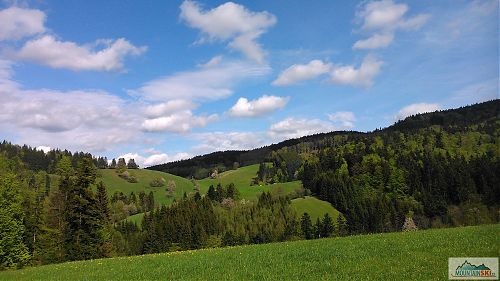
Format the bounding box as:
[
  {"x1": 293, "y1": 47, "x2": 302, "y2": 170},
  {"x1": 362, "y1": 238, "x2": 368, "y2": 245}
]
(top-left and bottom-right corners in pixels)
[
  {"x1": 0, "y1": 170, "x2": 30, "y2": 269},
  {"x1": 300, "y1": 213, "x2": 313, "y2": 240},
  {"x1": 321, "y1": 213, "x2": 335, "y2": 238},
  {"x1": 62, "y1": 158, "x2": 105, "y2": 261}
]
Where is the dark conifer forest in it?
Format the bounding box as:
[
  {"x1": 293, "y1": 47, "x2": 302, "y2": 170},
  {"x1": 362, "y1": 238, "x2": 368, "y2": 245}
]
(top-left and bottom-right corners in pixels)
[{"x1": 0, "y1": 100, "x2": 498, "y2": 269}]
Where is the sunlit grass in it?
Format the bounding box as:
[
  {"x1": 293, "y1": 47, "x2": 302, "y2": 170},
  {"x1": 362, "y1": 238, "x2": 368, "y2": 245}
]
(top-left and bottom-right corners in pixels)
[{"x1": 2, "y1": 224, "x2": 498, "y2": 280}]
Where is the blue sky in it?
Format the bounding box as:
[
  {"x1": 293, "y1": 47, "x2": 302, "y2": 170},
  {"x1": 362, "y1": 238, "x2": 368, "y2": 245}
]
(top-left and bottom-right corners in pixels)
[{"x1": 0, "y1": 0, "x2": 498, "y2": 166}]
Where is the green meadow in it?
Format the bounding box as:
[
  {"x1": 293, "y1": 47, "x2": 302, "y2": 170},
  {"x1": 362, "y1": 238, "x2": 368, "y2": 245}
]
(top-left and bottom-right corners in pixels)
[
  {"x1": 103, "y1": 165, "x2": 339, "y2": 226},
  {"x1": 291, "y1": 196, "x2": 341, "y2": 222},
  {"x1": 2, "y1": 224, "x2": 497, "y2": 280},
  {"x1": 97, "y1": 169, "x2": 195, "y2": 206},
  {"x1": 195, "y1": 164, "x2": 302, "y2": 200}
]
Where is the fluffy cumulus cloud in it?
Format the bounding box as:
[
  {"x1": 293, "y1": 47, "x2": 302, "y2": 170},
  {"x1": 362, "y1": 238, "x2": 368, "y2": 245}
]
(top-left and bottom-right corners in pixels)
[
  {"x1": 267, "y1": 118, "x2": 336, "y2": 141},
  {"x1": 193, "y1": 132, "x2": 265, "y2": 153},
  {"x1": 272, "y1": 60, "x2": 332, "y2": 86},
  {"x1": 117, "y1": 152, "x2": 190, "y2": 167},
  {"x1": 141, "y1": 111, "x2": 218, "y2": 133},
  {"x1": 0, "y1": 60, "x2": 140, "y2": 152},
  {"x1": 395, "y1": 103, "x2": 441, "y2": 120},
  {"x1": 16, "y1": 35, "x2": 146, "y2": 71},
  {"x1": 353, "y1": 0, "x2": 429, "y2": 49},
  {"x1": 0, "y1": 7, "x2": 46, "y2": 41},
  {"x1": 328, "y1": 111, "x2": 356, "y2": 129},
  {"x1": 180, "y1": 0, "x2": 276, "y2": 63},
  {"x1": 330, "y1": 55, "x2": 383, "y2": 87},
  {"x1": 144, "y1": 100, "x2": 196, "y2": 118},
  {"x1": 228, "y1": 95, "x2": 289, "y2": 117},
  {"x1": 133, "y1": 58, "x2": 270, "y2": 133}
]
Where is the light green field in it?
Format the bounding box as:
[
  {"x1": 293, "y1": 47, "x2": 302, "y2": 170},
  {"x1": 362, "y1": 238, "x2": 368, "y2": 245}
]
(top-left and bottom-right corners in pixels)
[
  {"x1": 2, "y1": 224, "x2": 498, "y2": 280},
  {"x1": 97, "y1": 169, "x2": 195, "y2": 206},
  {"x1": 125, "y1": 212, "x2": 145, "y2": 225},
  {"x1": 291, "y1": 196, "x2": 341, "y2": 222},
  {"x1": 196, "y1": 164, "x2": 302, "y2": 201}
]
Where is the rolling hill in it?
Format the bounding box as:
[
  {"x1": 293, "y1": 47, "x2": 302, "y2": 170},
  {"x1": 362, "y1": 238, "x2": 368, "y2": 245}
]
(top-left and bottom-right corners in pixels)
[
  {"x1": 195, "y1": 164, "x2": 302, "y2": 200},
  {"x1": 291, "y1": 196, "x2": 341, "y2": 222},
  {"x1": 97, "y1": 168, "x2": 195, "y2": 206},
  {"x1": 1, "y1": 224, "x2": 497, "y2": 280}
]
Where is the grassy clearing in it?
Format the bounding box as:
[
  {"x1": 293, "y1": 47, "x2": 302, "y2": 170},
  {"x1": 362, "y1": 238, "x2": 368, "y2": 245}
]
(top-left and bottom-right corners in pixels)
[
  {"x1": 125, "y1": 212, "x2": 145, "y2": 225},
  {"x1": 291, "y1": 196, "x2": 341, "y2": 222},
  {"x1": 97, "y1": 169, "x2": 195, "y2": 206},
  {"x1": 196, "y1": 164, "x2": 302, "y2": 201},
  {"x1": 2, "y1": 224, "x2": 498, "y2": 280}
]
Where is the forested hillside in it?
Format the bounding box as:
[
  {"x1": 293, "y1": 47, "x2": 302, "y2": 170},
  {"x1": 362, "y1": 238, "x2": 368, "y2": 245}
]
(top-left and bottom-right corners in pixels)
[
  {"x1": 0, "y1": 100, "x2": 498, "y2": 270},
  {"x1": 151, "y1": 100, "x2": 500, "y2": 233}
]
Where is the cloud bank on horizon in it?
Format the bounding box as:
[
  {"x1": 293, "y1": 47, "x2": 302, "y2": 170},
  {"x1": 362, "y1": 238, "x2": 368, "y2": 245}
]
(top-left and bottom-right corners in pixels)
[{"x1": 0, "y1": 0, "x2": 497, "y2": 167}]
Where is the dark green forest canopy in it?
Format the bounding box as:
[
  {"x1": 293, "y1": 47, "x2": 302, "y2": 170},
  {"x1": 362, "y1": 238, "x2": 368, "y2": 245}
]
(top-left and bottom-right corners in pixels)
[
  {"x1": 0, "y1": 99, "x2": 498, "y2": 270},
  {"x1": 148, "y1": 99, "x2": 499, "y2": 178}
]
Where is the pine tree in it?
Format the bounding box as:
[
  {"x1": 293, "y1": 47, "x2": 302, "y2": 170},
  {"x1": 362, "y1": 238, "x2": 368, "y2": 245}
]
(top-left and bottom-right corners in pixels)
[
  {"x1": 300, "y1": 213, "x2": 313, "y2": 240},
  {"x1": 116, "y1": 158, "x2": 127, "y2": 173},
  {"x1": 96, "y1": 181, "x2": 110, "y2": 223},
  {"x1": 194, "y1": 192, "x2": 202, "y2": 201},
  {"x1": 62, "y1": 158, "x2": 105, "y2": 261},
  {"x1": 207, "y1": 185, "x2": 216, "y2": 201},
  {"x1": 44, "y1": 174, "x2": 51, "y2": 196},
  {"x1": 321, "y1": 213, "x2": 335, "y2": 237},
  {"x1": 336, "y1": 214, "x2": 348, "y2": 237},
  {"x1": 127, "y1": 158, "x2": 139, "y2": 169}
]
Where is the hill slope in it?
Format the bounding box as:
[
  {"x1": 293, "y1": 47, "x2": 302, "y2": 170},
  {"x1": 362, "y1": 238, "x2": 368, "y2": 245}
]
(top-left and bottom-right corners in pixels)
[
  {"x1": 148, "y1": 100, "x2": 499, "y2": 178},
  {"x1": 291, "y1": 196, "x2": 340, "y2": 222},
  {"x1": 98, "y1": 169, "x2": 194, "y2": 206},
  {"x1": 2, "y1": 224, "x2": 497, "y2": 280},
  {"x1": 195, "y1": 164, "x2": 302, "y2": 200}
]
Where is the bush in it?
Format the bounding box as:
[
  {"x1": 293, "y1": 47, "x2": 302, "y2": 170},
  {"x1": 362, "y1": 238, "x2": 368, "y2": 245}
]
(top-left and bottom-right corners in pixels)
[{"x1": 149, "y1": 178, "x2": 165, "y2": 187}]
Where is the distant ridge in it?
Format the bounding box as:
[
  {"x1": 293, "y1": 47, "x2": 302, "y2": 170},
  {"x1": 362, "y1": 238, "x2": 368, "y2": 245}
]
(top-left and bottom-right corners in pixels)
[{"x1": 147, "y1": 99, "x2": 499, "y2": 177}]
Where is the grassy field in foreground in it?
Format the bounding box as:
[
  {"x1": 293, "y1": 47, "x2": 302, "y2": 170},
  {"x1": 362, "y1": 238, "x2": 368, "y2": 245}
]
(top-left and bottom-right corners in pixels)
[
  {"x1": 291, "y1": 196, "x2": 341, "y2": 222},
  {"x1": 2, "y1": 224, "x2": 498, "y2": 280}
]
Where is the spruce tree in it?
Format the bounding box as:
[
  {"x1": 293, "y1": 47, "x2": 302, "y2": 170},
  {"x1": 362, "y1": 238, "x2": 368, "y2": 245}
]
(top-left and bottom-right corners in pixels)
[
  {"x1": 0, "y1": 172, "x2": 30, "y2": 269},
  {"x1": 321, "y1": 213, "x2": 335, "y2": 237},
  {"x1": 300, "y1": 213, "x2": 313, "y2": 240},
  {"x1": 62, "y1": 158, "x2": 105, "y2": 261}
]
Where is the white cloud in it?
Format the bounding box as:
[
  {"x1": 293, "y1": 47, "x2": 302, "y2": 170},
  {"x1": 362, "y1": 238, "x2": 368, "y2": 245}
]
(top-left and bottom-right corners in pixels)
[
  {"x1": 353, "y1": 0, "x2": 429, "y2": 49},
  {"x1": 193, "y1": 132, "x2": 265, "y2": 153},
  {"x1": 0, "y1": 60, "x2": 141, "y2": 153},
  {"x1": 328, "y1": 111, "x2": 356, "y2": 129},
  {"x1": 353, "y1": 33, "x2": 394, "y2": 49},
  {"x1": 395, "y1": 103, "x2": 441, "y2": 120},
  {"x1": 272, "y1": 60, "x2": 332, "y2": 86},
  {"x1": 141, "y1": 111, "x2": 218, "y2": 133},
  {"x1": 228, "y1": 95, "x2": 289, "y2": 117},
  {"x1": 36, "y1": 146, "x2": 51, "y2": 153},
  {"x1": 0, "y1": 7, "x2": 45, "y2": 41},
  {"x1": 117, "y1": 152, "x2": 190, "y2": 168},
  {"x1": 267, "y1": 117, "x2": 336, "y2": 141},
  {"x1": 144, "y1": 100, "x2": 196, "y2": 118},
  {"x1": 131, "y1": 59, "x2": 270, "y2": 102},
  {"x1": 330, "y1": 55, "x2": 383, "y2": 87},
  {"x1": 180, "y1": 0, "x2": 276, "y2": 63},
  {"x1": 16, "y1": 35, "x2": 146, "y2": 71}
]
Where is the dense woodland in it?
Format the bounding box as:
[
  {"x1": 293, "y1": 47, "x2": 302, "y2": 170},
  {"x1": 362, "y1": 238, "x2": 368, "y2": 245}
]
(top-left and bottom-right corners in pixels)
[{"x1": 0, "y1": 100, "x2": 498, "y2": 270}]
